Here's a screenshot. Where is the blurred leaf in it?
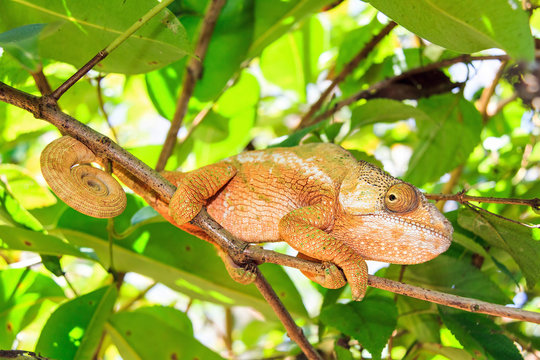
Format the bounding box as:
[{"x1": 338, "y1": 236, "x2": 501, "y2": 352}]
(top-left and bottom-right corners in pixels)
[
  {"x1": 0, "y1": 268, "x2": 65, "y2": 349},
  {"x1": 458, "y1": 207, "x2": 540, "y2": 288},
  {"x1": 335, "y1": 343, "x2": 354, "y2": 360},
  {"x1": 249, "y1": 0, "x2": 334, "y2": 57},
  {"x1": 108, "y1": 307, "x2": 223, "y2": 360},
  {"x1": 405, "y1": 94, "x2": 482, "y2": 185},
  {"x1": 366, "y1": 0, "x2": 534, "y2": 60},
  {"x1": 0, "y1": 0, "x2": 191, "y2": 74},
  {"x1": 320, "y1": 295, "x2": 397, "y2": 360},
  {"x1": 36, "y1": 285, "x2": 117, "y2": 360},
  {"x1": 439, "y1": 307, "x2": 523, "y2": 360},
  {"x1": 40, "y1": 255, "x2": 64, "y2": 277},
  {"x1": 406, "y1": 343, "x2": 474, "y2": 360},
  {"x1": 351, "y1": 98, "x2": 430, "y2": 129},
  {"x1": 385, "y1": 254, "x2": 511, "y2": 304},
  {"x1": 0, "y1": 164, "x2": 56, "y2": 210},
  {"x1": 260, "y1": 16, "x2": 326, "y2": 101},
  {"x1": 397, "y1": 297, "x2": 440, "y2": 343},
  {"x1": 0, "y1": 23, "x2": 45, "y2": 72},
  {"x1": 0, "y1": 177, "x2": 43, "y2": 231},
  {"x1": 55, "y1": 194, "x2": 307, "y2": 318}
]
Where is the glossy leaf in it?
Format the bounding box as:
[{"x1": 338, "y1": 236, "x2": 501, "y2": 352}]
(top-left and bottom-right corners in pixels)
[
  {"x1": 0, "y1": 177, "x2": 43, "y2": 231},
  {"x1": 439, "y1": 308, "x2": 523, "y2": 360},
  {"x1": 458, "y1": 207, "x2": 540, "y2": 288},
  {"x1": 320, "y1": 295, "x2": 397, "y2": 360},
  {"x1": 385, "y1": 254, "x2": 510, "y2": 304},
  {"x1": 405, "y1": 94, "x2": 482, "y2": 185},
  {"x1": 0, "y1": 269, "x2": 65, "y2": 349},
  {"x1": 0, "y1": 164, "x2": 56, "y2": 210},
  {"x1": 108, "y1": 307, "x2": 223, "y2": 360},
  {"x1": 0, "y1": 0, "x2": 191, "y2": 74},
  {"x1": 366, "y1": 0, "x2": 534, "y2": 60},
  {"x1": 0, "y1": 23, "x2": 45, "y2": 72},
  {"x1": 36, "y1": 285, "x2": 118, "y2": 360}
]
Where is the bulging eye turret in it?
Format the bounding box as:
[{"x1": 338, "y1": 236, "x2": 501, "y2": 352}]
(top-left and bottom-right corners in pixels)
[{"x1": 384, "y1": 183, "x2": 418, "y2": 213}]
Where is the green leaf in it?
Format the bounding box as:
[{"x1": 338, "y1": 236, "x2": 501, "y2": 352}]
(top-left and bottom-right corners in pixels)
[
  {"x1": 0, "y1": 177, "x2": 44, "y2": 231},
  {"x1": 397, "y1": 297, "x2": 440, "y2": 343},
  {"x1": 0, "y1": 225, "x2": 93, "y2": 259},
  {"x1": 36, "y1": 285, "x2": 118, "y2": 360},
  {"x1": 0, "y1": 0, "x2": 191, "y2": 74},
  {"x1": 55, "y1": 194, "x2": 307, "y2": 318},
  {"x1": 260, "y1": 16, "x2": 326, "y2": 101},
  {"x1": 385, "y1": 254, "x2": 510, "y2": 304},
  {"x1": 108, "y1": 308, "x2": 224, "y2": 360},
  {"x1": 408, "y1": 343, "x2": 475, "y2": 360},
  {"x1": 351, "y1": 98, "x2": 431, "y2": 129},
  {"x1": 405, "y1": 94, "x2": 482, "y2": 185},
  {"x1": 0, "y1": 164, "x2": 56, "y2": 210},
  {"x1": 0, "y1": 23, "x2": 45, "y2": 72},
  {"x1": 335, "y1": 343, "x2": 354, "y2": 360},
  {"x1": 0, "y1": 268, "x2": 65, "y2": 349},
  {"x1": 133, "y1": 306, "x2": 193, "y2": 336},
  {"x1": 366, "y1": 0, "x2": 534, "y2": 61},
  {"x1": 320, "y1": 295, "x2": 398, "y2": 360},
  {"x1": 439, "y1": 308, "x2": 523, "y2": 360},
  {"x1": 458, "y1": 207, "x2": 540, "y2": 288}
]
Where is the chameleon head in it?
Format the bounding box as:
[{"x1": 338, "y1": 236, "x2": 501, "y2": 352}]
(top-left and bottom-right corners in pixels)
[{"x1": 336, "y1": 161, "x2": 453, "y2": 264}]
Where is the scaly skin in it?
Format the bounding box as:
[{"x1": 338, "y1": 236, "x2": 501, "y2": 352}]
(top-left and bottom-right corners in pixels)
[{"x1": 167, "y1": 143, "x2": 453, "y2": 300}]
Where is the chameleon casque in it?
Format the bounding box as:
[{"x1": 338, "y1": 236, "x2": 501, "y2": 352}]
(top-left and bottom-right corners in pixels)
[{"x1": 41, "y1": 136, "x2": 453, "y2": 300}]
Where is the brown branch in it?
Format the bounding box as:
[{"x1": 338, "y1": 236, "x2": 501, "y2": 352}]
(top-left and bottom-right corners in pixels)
[
  {"x1": 31, "y1": 67, "x2": 53, "y2": 95},
  {"x1": 156, "y1": 0, "x2": 227, "y2": 171},
  {"x1": 304, "y1": 54, "x2": 508, "y2": 128},
  {"x1": 51, "y1": 50, "x2": 108, "y2": 101},
  {"x1": 298, "y1": 21, "x2": 397, "y2": 128}
]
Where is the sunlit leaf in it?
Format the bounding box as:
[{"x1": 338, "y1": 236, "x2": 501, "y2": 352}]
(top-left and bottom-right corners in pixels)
[
  {"x1": 36, "y1": 285, "x2": 117, "y2": 360},
  {"x1": 108, "y1": 307, "x2": 223, "y2": 360},
  {"x1": 0, "y1": 0, "x2": 192, "y2": 74},
  {"x1": 0, "y1": 23, "x2": 46, "y2": 72},
  {"x1": 0, "y1": 269, "x2": 65, "y2": 349},
  {"x1": 366, "y1": 0, "x2": 534, "y2": 60}
]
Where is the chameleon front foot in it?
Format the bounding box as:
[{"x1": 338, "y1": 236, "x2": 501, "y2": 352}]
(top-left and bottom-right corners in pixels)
[
  {"x1": 297, "y1": 253, "x2": 347, "y2": 289},
  {"x1": 218, "y1": 250, "x2": 257, "y2": 285},
  {"x1": 340, "y1": 258, "x2": 368, "y2": 301}
]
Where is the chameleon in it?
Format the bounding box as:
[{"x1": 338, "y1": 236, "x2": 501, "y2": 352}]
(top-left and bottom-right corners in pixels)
[{"x1": 41, "y1": 137, "x2": 453, "y2": 300}]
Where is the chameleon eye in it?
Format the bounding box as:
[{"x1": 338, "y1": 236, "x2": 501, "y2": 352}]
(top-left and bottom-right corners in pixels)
[{"x1": 384, "y1": 183, "x2": 418, "y2": 213}]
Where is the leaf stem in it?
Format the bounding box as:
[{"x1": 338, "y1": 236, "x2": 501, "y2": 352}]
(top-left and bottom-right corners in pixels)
[{"x1": 426, "y1": 191, "x2": 540, "y2": 210}]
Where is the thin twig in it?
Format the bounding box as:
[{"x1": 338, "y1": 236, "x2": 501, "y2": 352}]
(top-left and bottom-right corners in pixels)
[
  {"x1": 477, "y1": 60, "x2": 508, "y2": 123},
  {"x1": 298, "y1": 21, "x2": 397, "y2": 128},
  {"x1": 465, "y1": 202, "x2": 539, "y2": 229},
  {"x1": 253, "y1": 268, "x2": 323, "y2": 360},
  {"x1": 425, "y1": 191, "x2": 540, "y2": 210},
  {"x1": 435, "y1": 165, "x2": 463, "y2": 211},
  {"x1": 303, "y1": 54, "x2": 508, "y2": 128},
  {"x1": 50, "y1": 0, "x2": 176, "y2": 100},
  {"x1": 1, "y1": 81, "x2": 539, "y2": 329},
  {"x1": 119, "y1": 282, "x2": 157, "y2": 311},
  {"x1": 31, "y1": 67, "x2": 53, "y2": 95},
  {"x1": 156, "y1": 0, "x2": 227, "y2": 171}
]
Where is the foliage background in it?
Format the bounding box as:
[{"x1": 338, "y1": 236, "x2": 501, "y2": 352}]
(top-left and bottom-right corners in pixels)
[{"x1": 0, "y1": 0, "x2": 539, "y2": 359}]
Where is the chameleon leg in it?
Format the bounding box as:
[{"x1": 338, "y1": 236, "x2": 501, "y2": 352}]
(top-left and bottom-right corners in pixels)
[
  {"x1": 168, "y1": 162, "x2": 237, "y2": 225},
  {"x1": 167, "y1": 164, "x2": 256, "y2": 284},
  {"x1": 296, "y1": 252, "x2": 347, "y2": 289},
  {"x1": 279, "y1": 205, "x2": 368, "y2": 300}
]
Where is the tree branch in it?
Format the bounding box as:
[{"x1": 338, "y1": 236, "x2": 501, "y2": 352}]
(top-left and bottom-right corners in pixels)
[
  {"x1": 156, "y1": 0, "x2": 227, "y2": 171},
  {"x1": 298, "y1": 21, "x2": 397, "y2": 128},
  {"x1": 302, "y1": 54, "x2": 508, "y2": 128},
  {"x1": 1, "y1": 80, "x2": 539, "y2": 333}
]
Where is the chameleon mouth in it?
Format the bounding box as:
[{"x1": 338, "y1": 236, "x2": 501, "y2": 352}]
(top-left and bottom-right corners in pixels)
[{"x1": 372, "y1": 213, "x2": 453, "y2": 242}]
